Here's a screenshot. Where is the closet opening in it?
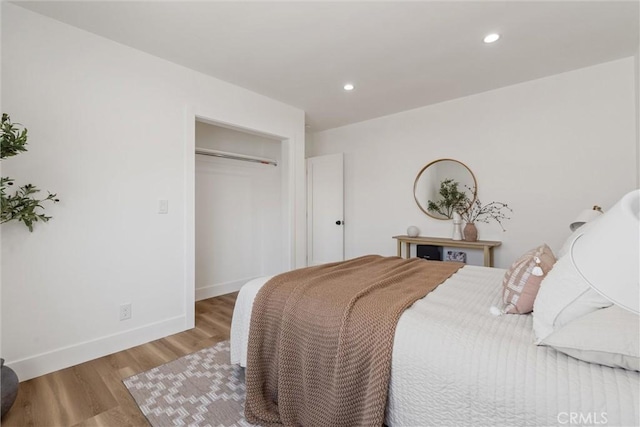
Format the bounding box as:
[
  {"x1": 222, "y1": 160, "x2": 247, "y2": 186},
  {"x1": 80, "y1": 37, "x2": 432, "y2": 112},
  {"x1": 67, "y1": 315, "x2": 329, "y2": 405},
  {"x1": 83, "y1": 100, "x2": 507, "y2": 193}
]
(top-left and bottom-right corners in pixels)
[{"x1": 193, "y1": 119, "x2": 288, "y2": 302}]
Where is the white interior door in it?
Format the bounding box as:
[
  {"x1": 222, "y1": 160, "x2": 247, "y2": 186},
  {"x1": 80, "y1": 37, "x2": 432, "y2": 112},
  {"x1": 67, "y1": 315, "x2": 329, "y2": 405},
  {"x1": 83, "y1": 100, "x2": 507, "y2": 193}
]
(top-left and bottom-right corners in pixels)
[{"x1": 307, "y1": 153, "x2": 344, "y2": 266}]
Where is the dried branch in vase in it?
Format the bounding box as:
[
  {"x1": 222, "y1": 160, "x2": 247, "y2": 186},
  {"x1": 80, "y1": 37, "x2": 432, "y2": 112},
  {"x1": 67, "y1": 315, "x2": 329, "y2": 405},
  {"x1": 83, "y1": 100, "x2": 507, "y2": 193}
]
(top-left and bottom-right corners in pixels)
[{"x1": 457, "y1": 187, "x2": 512, "y2": 231}]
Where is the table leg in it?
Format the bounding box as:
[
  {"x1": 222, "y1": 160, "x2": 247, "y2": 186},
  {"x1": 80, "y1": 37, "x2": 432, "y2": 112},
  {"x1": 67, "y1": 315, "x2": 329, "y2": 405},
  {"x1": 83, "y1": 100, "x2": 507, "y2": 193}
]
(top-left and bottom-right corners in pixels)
[
  {"x1": 397, "y1": 240, "x2": 402, "y2": 257},
  {"x1": 484, "y1": 246, "x2": 493, "y2": 267},
  {"x1": 405, "y1": 242, "x2": 411, "y2": 259}
]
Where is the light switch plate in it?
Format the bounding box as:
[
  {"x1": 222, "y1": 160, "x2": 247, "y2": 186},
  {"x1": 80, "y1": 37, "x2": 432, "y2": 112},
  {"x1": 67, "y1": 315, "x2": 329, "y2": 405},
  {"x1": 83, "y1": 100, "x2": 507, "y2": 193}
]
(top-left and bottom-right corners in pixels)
[{"x1": 159, "y1": 199, "x2": 169, "y2": 214}]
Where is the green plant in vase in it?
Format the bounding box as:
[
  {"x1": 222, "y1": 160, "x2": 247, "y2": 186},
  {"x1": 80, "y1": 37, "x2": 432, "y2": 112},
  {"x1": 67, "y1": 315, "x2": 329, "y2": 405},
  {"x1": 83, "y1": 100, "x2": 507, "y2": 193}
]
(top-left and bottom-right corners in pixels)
[{"x1": 0, "y1": 113, "x2": 61, "y2": 417}]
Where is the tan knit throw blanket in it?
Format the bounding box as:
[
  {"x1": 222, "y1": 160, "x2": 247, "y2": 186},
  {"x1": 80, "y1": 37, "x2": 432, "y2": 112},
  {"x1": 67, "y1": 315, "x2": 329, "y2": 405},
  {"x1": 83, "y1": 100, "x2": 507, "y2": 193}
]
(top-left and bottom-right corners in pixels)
[{"x1": 245, "y1": 255, "x2": 463, "y2": 427}]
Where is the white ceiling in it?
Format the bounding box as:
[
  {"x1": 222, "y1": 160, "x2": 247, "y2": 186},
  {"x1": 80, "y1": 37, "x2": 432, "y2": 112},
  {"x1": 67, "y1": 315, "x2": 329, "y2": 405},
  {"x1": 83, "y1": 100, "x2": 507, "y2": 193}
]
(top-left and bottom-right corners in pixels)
[{"x1": 15, "y1": 1, "x2": 640, "y2": 132}]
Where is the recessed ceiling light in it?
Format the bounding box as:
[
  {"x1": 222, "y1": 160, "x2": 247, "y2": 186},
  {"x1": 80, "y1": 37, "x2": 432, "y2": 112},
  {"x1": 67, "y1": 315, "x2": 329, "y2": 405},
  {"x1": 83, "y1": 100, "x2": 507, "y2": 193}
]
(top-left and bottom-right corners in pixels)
[
  {"x1": 343, "y1": 83, "x2": 355, "y2": 91},
  {"x1": 483, "y1": 33, "x2": 500, "y2": 43}
]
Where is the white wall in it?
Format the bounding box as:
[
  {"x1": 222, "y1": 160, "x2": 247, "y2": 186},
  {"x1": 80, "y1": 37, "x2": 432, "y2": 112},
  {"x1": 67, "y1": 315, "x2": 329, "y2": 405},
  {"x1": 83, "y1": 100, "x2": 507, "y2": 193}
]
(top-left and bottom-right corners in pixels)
[
  {"x1": 195, "y1": 122, "x2": 284, "y2": 300},
  {"x1": 1, "y1": 4, "x2": 305, "y2": 380},
  {"x1": 309, "y1": 58, "x2": 638, "y2": 269},
  {"x1": 634, "y1": 48, "x2": 640, "y2": 188}
]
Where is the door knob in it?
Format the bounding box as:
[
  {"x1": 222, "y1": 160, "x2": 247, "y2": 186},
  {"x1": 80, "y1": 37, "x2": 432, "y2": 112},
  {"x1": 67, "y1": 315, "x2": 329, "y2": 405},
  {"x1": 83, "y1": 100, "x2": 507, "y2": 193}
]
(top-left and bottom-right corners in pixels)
[{"x1": 336, "y1": 220, "x2": 343, "y2": 225}]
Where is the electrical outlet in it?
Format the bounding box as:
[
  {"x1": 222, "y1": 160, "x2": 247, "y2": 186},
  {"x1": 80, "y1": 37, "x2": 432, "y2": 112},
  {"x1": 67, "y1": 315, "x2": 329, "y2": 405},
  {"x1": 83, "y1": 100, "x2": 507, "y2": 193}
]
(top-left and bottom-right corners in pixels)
[{"x1": 120, "y1": 303, "x2": 132, "y2": 321}]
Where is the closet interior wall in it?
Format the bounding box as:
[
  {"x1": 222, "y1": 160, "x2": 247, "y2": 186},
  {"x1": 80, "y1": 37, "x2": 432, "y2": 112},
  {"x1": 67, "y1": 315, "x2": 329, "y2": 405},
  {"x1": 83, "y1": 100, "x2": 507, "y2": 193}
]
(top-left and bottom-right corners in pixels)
[{"x1": 195, "y1": 121, "x2": 284, "y2": 300}]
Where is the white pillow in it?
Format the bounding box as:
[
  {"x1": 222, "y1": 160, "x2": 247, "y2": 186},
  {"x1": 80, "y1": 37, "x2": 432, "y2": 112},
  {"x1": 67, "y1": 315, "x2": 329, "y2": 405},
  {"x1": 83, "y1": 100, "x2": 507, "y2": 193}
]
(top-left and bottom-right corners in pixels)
[
  {"x1": 541, "y1": 305, "x2": 640, "y2": 371},
  {"x1": 532, "y1": 255, "x2": 612, "y2": 343}
]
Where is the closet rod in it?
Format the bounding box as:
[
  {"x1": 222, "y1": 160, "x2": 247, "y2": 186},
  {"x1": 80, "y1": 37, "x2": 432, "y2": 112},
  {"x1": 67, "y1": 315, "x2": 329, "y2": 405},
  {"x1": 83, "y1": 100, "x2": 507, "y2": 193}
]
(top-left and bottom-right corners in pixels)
[{"x1": 195, "y1": 147, "x2": 278, "y2": 166}]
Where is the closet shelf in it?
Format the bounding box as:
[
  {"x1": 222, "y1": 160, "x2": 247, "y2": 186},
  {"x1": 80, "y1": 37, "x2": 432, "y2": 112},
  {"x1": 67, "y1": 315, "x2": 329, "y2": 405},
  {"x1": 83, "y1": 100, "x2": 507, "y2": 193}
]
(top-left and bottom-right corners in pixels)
[{"x1": 195, "y1": 147, "x2": 278, "y2": 166}]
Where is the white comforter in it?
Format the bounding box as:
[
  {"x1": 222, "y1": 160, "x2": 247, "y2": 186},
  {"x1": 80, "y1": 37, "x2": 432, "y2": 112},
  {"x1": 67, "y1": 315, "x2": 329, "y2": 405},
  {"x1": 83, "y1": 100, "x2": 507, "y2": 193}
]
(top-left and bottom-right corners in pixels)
[{"x1": 230, "y1": 266, "x2": 640, "y2": 427}]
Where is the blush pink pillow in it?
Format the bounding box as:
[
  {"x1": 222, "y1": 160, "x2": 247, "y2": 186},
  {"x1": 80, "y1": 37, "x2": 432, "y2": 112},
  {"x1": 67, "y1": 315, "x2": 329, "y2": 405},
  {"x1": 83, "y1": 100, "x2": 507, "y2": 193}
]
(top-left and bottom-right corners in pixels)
[{"x1": 502, "y1": 244, "x2": 556, "y2": 314}]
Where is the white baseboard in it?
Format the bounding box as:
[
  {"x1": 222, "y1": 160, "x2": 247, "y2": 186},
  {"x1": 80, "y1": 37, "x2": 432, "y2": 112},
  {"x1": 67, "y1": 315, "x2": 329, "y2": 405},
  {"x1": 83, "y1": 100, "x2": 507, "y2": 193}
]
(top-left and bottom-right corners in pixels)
[
  {"x1": 195, "y1": 277, "x2": 256, "y2": 301},
  {"x1": 9, "y1": 279, "x2": 255, "y2": 381},
  {"x1": 8, "y1": 315, "x2": 186, "y2": 382}
]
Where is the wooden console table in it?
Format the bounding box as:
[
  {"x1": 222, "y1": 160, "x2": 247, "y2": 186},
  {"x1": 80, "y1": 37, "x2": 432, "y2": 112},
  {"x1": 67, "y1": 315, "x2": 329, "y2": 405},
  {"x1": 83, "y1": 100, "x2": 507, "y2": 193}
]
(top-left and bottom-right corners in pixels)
[{"x1": 392, "y1": 235, "x2": 501, "y2": 267}]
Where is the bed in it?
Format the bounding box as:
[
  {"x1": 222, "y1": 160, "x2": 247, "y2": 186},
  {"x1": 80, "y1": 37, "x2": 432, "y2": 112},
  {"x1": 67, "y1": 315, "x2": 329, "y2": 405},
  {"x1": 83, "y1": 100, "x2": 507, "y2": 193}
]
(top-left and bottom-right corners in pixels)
[{"x1": 230, "y1": 263, "x2": 640, "y2": 426}]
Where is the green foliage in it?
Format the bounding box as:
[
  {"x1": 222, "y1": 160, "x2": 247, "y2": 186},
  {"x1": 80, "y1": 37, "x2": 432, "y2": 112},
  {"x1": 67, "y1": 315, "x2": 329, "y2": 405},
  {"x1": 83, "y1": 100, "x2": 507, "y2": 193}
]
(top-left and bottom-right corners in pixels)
[
  {"x1": 427, "y1": 178, "x2": 467, "y2": 219},
  {"x1": 1, "y1": 114, "x2": 28, "y2": 159},
  {"x1": 1, "y1": 114, "x2": 58, "y2": 232}
]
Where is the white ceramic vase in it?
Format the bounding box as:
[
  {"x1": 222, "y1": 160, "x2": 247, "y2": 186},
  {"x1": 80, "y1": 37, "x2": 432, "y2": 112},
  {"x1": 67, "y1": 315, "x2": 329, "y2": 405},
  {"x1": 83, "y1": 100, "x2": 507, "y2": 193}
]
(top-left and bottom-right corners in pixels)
[
  {"x1": 407, "y1": 226, "x2": 420, "y2": 237},
  {"x1": 452, "y1": 212, "x2": 463, "y2": 240}
]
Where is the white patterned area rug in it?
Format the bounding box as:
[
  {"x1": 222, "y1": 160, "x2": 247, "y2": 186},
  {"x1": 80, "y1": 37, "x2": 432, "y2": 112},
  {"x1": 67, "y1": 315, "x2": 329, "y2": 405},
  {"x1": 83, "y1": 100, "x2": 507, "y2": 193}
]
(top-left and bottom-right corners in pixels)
[{"x1": 123, "y1": 340, "x2": 257, "y2": 427}]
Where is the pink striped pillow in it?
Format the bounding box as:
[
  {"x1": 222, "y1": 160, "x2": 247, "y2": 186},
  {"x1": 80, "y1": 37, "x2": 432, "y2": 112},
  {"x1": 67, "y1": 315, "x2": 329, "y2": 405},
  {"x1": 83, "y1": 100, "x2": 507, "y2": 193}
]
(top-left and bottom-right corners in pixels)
[{"x1": 502, "y1": 244, "x2": 556, "y2": 314}]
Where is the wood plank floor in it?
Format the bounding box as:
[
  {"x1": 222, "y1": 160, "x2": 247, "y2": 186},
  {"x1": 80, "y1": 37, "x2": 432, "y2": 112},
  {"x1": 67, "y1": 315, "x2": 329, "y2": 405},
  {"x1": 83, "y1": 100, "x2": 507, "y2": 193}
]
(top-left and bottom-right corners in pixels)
[{"x1": 2, "y1": 293, "x2": 238, "y2": 427}]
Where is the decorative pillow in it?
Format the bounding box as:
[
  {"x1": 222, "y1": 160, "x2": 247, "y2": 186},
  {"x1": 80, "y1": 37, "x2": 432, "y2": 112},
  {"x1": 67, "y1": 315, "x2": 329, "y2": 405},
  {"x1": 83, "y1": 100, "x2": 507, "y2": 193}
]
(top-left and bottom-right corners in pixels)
[
  {"x1": 501, "y1": 244, "x2": 556, "y2": 314},
  {"x1": 532, "y1": 255, "x2": 613, "y2": 343},
  {"x1": 542, "y1": 305, "x2": 639, "y2": 371}
]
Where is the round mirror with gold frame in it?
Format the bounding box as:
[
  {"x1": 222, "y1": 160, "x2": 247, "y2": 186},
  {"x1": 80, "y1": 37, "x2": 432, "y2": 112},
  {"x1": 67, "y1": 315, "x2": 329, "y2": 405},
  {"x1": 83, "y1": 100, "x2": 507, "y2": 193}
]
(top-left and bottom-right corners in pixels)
[{"x1": 413, "y1": 159, "x2": 477, "y2": 220}]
